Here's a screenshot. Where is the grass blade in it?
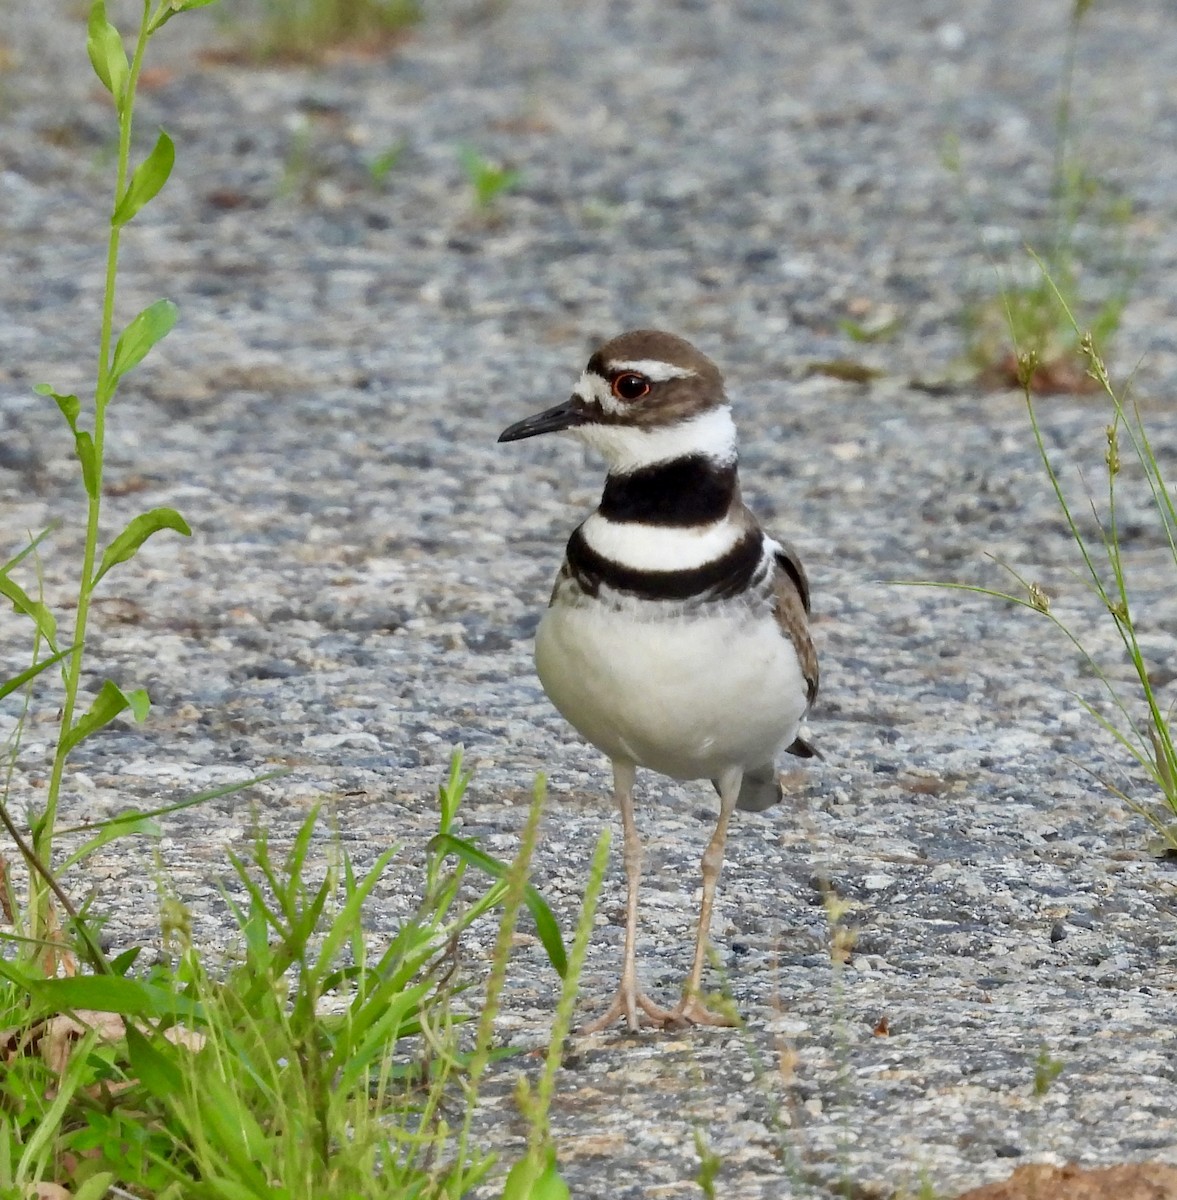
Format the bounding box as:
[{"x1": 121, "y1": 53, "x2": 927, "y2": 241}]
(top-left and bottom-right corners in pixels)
[
  {"x1": 0, "y1": 645, "x2": 74, "y2": 703},
  {"x1": 430, "y1": 831, "x2": 567, "y2": 978}
]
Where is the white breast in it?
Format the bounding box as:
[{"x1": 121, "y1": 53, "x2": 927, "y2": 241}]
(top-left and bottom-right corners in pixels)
[{"x1": 534, "y1": 600, "x2": 808, "y2": 781}]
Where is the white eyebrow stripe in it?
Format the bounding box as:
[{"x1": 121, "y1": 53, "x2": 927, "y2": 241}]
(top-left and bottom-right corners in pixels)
[{"x1": 605, "y1": 359, "x2": 698, "y2": 383}]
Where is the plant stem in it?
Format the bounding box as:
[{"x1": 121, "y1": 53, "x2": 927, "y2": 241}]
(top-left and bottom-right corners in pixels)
[
  {"x1": 1050, "y1": 1, "x2": 1085, "y2": 265},
  {"x1": 450, "y1": 777, "x2": 546, "y2": 1196},
  {"x1": 31, "y1": 1, "x2": 154, "y2": 954},
  {"x1": 527, "y1": 825, "x2": 609, "y2": 1159}
]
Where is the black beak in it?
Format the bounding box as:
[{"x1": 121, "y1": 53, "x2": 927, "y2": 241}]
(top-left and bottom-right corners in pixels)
[{"x1": 497, "y1": 397, "x2": 587, "y2": 443}]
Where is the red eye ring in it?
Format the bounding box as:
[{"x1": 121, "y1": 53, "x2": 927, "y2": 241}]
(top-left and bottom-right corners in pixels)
[{"x1": 611, "y1": 372, "x2": 650, "y2": 402}]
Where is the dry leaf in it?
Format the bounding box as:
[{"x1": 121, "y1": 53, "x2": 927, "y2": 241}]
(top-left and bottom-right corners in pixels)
[
  {"x1": 30, "y1": 1183, "x2": 71, "y2": 1199},
  {"x1": 42, "y1": 1011, "x2": 126, "y2": 1076}
]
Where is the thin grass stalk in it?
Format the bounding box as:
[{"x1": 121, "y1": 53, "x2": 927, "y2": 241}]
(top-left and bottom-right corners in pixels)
[
  {"x1": 1050, "y1": 1, "x2": 1089, "y2": 264},
  {"x1": 1014, "y1": 268, "x2": 1175, "y2": 835},
  {"x1": 1127, "y1": 396, "x2": 1177, "y2": 545},
  {"x1": 388, "y1": 1002, "x2": 460, "y2": 1180},
  {"x1": 449, "y1": 776, "x2": 547, "y2": 1196},
  {"x1": 1, "y1": 628, "x2": 42, "y2": 945},
  {"x1": 526, "y1": 826, "x2": 609, "y2": 1160},
  {"x1": 32, "y1": 0, "x2": 154, "y2": 949},
  {"x1": 1019, "y1": 279, "x2": 1161, "y2": 731}
]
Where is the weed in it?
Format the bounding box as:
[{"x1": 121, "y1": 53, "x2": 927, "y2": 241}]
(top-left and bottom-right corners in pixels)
[
  {"x1": 915, "y1": 1173, "x2": 942, "y2": 1200},
  {"x1": 1033, "y1": 1044, "x2": 1066, "y2": 1096},
  {"x1": 920, "y1": 266, "x2": 1177, "y2": 852},
  {"x1": 0, "y1": 5, "x2": 581, "y2": 1195},
  {"x1": 0, "y1": 0, "x2": 228, "y2": 975},
  {"x1": 0, "y1": 753, "x2": 574, "y2": 1196},
  {"x1": 368, "y1": 137, "x2": 407, "y2": 187},
  {"x1": 957, "y1": 0, "x2": 1137, "y2": 391},
  {"x1": 694, "y1": 1128, "x2": 723, "y2": 1200},
  {"x1": 837, "y1": 314, "x2": 903, "y2": 345},
  {"x1": 276, "y1": 113, "x2": 317, "y2": 200},
  {"x1": 819, "y1": 885, "x2": 861, "y2": 1199},
  {"x1": 504, "y1": 826, "x2": 609, "y2": 1198},
  {"x1": 226, "y1": 0, "x2": 422, "y2": 63},
  {"x1": 459, "y1": 145, "x2": 522, "y2": 209}
]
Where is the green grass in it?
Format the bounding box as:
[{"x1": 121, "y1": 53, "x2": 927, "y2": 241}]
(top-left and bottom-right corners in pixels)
[
  {"x1": 1033, "y1": 1044, "x2": 1066, "y2": 1097},
  {"x1": 1, "y1": 759, "x2": 588, "y2": 1197},
  {"x1": 956, "y1": 0, "x2": 1137, "y2": 391},
  {"x1": 2, "y1": 0, "x2": 209, "y2": 975},
  {"x1": 459, "y1": 145, "x2": 522, "y2": 209},
  {"x1": 222, "y1": 0, "x2": 421, "y2": 63},
  {"x1": 368, "y1": 138, "x2": 408, "y2": 187},
  {"x1": 1, "y1": 6, "x2": 590, "y2": 1195},
  {"x1": 923, "y1": 268, "x2": 1177, "y2": 853}
]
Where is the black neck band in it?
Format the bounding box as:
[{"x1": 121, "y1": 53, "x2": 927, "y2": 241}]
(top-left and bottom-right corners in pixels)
[
  {"x1": 566, "y1": 526, "x2": 763, "y2": 602},
  {"x1": 598, "y1": 455, "x2": 737, "y2": 527}
]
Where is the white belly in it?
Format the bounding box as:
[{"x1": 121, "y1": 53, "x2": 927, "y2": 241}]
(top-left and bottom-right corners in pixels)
[{"x1": 534, "y1": 601, "x2": 808, "y2": 780}]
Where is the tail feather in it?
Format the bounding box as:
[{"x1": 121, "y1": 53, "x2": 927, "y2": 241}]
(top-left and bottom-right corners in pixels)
[{"x1": 785, "y1": 735, "x2": 820, "y2": 760}]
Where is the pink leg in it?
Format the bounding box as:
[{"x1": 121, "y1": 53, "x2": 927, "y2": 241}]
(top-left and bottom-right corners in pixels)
[
  {"x1": 672, "y1": 765, "x2": 742, "y2": 1027},
  {"x1": 581, "y1": 761, "x2": 677, "y2": 1032}
]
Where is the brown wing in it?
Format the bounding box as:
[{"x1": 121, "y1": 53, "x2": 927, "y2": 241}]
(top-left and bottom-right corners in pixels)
[
  {"x1": 771, "y1": 541, "x2": 819, "y2": 706},
  {"x1": 774, "y1": 537, "x2": 810, "y2": 614}
]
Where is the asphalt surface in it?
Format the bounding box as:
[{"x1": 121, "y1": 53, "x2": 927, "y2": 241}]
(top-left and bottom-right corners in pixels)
[{"x1": 1, "y1": 2, "x2": 1176, "y2": 1195}]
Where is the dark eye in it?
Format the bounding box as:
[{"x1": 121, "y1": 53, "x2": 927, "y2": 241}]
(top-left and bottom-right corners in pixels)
[{"x1": 612, "y1": 373, "x2": 650, "y2": 402}]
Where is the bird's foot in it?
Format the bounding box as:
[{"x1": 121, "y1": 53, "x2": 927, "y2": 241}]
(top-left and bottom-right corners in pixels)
[
  {"x1": 666, "y1": 991, "x2": 739, "y2": 1028},
  {"x1": 579, "y1": 985, "x2": 677, "y2": 1034}
]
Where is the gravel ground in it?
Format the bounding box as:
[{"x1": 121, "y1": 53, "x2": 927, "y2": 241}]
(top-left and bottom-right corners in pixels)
[{"x1": 2, "y1": 2, "x2": 1177, "y2": 1196}]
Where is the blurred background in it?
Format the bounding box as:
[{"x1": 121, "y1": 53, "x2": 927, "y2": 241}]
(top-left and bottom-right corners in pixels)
[{"x1": 4, "y1": 0, "x2": 1176, "y2": 408}]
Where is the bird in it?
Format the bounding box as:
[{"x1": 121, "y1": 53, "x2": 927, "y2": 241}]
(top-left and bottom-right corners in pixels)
[{"x1": 498, "y1": 330, "x2": 818, "y2": 1032}]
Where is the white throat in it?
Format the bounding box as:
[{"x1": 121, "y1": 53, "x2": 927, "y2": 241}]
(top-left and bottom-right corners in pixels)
[{"x1": 573, "y1": 405, "x2": 738, "y2": 474}]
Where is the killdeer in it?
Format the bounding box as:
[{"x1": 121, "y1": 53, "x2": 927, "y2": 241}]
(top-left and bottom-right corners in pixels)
[{"x1": 499, "y1": 330, "x2": 818, "y2": 1032}]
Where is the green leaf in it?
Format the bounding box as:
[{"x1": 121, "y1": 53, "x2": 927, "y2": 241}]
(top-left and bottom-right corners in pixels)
[
  {"x1": 75, "y1": 1174, "x2": 117, "y2": 1200},
  {"x1": 192, "y1": 1069, "x2": 273, "y2": 1184},
  {"x1": 334, "y1": 980, "x2": 434, "y2": 1092},
  {"x1": 1, "y1": 524, "x2": 57, "y2": 576},
  {"x1": 112, "y1": 130, "x2": 175, "y2": 226},
  {"x1": 76, "y1": 430, "x2": 99, "y2": 497},
  {"x1": 0, "y1": 957, "x2": 34, "y2": 989},
  {"x1": 368, "y1": 139, "x2": 407, "y2": 184},
  {"x1": 532, "y1": 1155, "x2": 571, "y2": 1200},
  {"x1": 55, "y1": 769, "x2": 289, "y2": 836},
  {"x1": 0, "y1": 575, "x2": 58, "y2": 648},
  {"x1": 312, "y1": 841, "x2": 400, "y2": 981},
  {"x1": 126, "y1": 1024, "x2": 184, "y2": 1100},
  {"x1": 501, "y1": 1148, "x2": 570, "y2": 1200},
  {"x1": 86, "y1": 1, "x2": 129, "y2": 99},
  {"x1": 93, "y1": 507, "x2": 191, "y2": 587},
  {"x1": 111, "y1": 946, "x2": 143, "y2": 975},
  {"x1": 838, "y1": 315, "x2": 903, "y2": 344},
  {"x1": 60, "y1": 815, "x2": 163, "y2": 872},
  {"x1": 0, "y1": 644, "x2": 74, "y2": 703},
  {"x1": 430, "y1": 832, "x2": 567, "y2": 978},
  {"x1": 36, "y1": 383, "x2": 81, "y2": 429},
  {"x1": 109, "y1": 299, "x2": 178, "y2": 390},
  {"x1": 61, "y1": 679, "x2": 151, "y2": 756},
  {"x1": 149, "y1": 0, "x2": 221, "y2": 32},
  {"x1": 29, "y1": 974, "x2": 200, "y2": 1022},
  {"x1": 34, "y1": 385, "x2": 100, "y2": 493}
]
